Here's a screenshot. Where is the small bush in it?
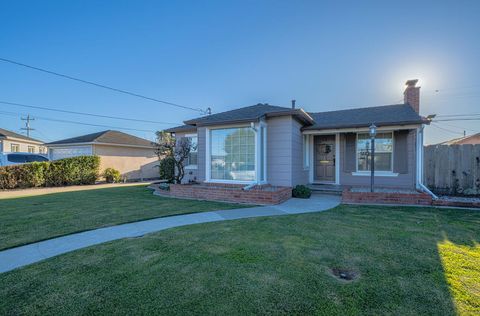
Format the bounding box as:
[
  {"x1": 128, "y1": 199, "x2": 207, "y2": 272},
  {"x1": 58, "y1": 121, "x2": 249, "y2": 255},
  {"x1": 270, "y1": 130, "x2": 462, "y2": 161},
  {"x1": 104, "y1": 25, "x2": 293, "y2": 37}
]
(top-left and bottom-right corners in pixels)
[
  {"x1": 103, "y1": 168, "x2": 121, "y2": 183},
  {"x1": 0, "y1": 155, "x2": 100, "y2": 190},
  {"x1": 292, "y1": 185, "x2": 312, "y2": 199},
  {"x1": 158, "y1": 183, "x2": 170, "y2": 191},
  {"x1": 159, "y1": 156, "x2": 175, "y2": 183}
]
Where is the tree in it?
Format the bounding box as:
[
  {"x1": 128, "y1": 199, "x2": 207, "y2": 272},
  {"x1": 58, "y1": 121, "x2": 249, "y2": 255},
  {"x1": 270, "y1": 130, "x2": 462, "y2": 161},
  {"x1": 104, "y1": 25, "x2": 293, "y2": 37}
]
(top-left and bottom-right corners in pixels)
[{"x1": 154, "y1": 131, "x2": 195, "y2": 184}]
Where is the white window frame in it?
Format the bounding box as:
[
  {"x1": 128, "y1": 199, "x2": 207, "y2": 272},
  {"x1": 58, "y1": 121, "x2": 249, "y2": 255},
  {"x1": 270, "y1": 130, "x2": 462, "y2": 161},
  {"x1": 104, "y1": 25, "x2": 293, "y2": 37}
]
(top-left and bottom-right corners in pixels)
[
  {"x1": 11, "y1": 143, "x2": 20, "y2": 152},
  {"x1": 27, "y1": 146, "x2": 35, "y2": 153},
  {"x1": 354, "y1": 131, "x2": 398, "y2": 176},
  {"x1": 205, "y1": 122, "x2": 267, "y2": 184},
  {"x1": 184, "y1": 133, "x2": 198, "y2": 170}
]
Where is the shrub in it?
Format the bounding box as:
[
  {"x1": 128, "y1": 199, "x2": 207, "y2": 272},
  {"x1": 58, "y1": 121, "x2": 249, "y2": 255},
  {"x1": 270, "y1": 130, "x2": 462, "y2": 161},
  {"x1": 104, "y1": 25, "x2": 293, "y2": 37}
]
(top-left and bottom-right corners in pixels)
[
  {"x1": 103, "y1": 168, "x2": 121, "y2": 183},
  {"x1": 159, "y1": 156, "x2": 175, "y2": 183},
  {"x1": 292, "y1": 185, "x2": 312, "y2": 199},
  {"x1": 0, "y1": 155, "x2": 100, "y2": 190}
]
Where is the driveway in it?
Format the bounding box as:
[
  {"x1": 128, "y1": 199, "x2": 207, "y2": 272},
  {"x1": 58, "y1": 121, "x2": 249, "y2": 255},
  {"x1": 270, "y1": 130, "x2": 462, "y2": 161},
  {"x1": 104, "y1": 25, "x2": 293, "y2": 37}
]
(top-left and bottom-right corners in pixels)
[{"x1": 0, "y1": 193, "x2": 340, "y2": 273}]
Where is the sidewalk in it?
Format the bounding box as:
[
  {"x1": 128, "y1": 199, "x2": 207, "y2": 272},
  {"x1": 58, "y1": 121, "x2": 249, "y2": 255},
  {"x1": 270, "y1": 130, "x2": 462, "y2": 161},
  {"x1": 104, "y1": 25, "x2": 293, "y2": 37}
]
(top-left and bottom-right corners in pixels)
[
  {"x1": 0, "y1": 194, "x2": 340, "y2": 273},
  {"x1": 0, "y1": 182, "x2": 153, "y2": 199}
]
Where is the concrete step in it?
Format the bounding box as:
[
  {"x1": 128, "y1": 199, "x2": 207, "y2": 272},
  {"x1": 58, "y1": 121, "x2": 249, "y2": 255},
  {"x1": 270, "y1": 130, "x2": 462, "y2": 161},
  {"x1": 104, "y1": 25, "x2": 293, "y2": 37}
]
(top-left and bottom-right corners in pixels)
[{"x1": 307, "y1": 184, "x2": 343, "y2": 196}]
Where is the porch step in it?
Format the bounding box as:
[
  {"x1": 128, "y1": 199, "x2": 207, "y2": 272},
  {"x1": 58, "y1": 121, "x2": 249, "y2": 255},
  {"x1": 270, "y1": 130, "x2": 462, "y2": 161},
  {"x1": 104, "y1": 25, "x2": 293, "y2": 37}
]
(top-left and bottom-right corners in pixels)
[{"x1": 307, "y1": 184, "x2": 343, "y2": 196}]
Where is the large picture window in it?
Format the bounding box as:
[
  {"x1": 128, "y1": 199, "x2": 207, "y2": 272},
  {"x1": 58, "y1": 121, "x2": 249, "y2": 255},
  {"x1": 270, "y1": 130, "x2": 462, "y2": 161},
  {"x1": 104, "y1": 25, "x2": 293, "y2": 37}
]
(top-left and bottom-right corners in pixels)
[
  {"x1": 357, "y1": 132, "x2": 393, "y2": 172},
  {"x1": 210, "y1": 127, "x2": 256, "y2": 181}
]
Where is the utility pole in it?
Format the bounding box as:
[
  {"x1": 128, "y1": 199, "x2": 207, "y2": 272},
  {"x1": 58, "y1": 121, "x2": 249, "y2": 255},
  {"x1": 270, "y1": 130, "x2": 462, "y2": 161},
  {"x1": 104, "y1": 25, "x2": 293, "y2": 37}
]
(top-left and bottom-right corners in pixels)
[{"x1": 21, "y1": 114, "x2": 35, "y2": 137}]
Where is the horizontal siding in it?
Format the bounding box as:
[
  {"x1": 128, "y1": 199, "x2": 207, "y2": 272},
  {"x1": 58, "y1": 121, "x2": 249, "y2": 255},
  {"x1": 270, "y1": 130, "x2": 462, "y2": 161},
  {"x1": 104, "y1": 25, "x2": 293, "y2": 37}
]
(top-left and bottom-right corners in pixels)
[
  {"x1": 267, "y1": 116, "x2": 293, "y2": 186},
  {"x1": 339, "y1": 130, "x2": 417, "y2": 188}
]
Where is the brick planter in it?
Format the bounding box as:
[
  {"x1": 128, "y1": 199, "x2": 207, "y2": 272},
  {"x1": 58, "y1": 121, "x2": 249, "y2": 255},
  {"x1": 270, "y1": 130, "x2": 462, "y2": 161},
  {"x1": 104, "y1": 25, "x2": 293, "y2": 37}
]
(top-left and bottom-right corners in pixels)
[
  {"x1": 156, "y1": 183, "x2": 291, "y2": 205},
  {"x1": 342, "y1": 189, "x2": 433, "y2": 206},
  {"x1": 432, "y1": 199, "x2": 480, "y2": 208}
]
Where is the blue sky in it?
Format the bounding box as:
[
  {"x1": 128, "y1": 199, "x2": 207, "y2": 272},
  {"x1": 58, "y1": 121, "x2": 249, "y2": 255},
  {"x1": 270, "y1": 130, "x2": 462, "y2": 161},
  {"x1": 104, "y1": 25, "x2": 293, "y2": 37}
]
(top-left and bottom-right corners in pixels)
[{"x1": 0, "y1": 0, "x2": 479, "y2": 144}]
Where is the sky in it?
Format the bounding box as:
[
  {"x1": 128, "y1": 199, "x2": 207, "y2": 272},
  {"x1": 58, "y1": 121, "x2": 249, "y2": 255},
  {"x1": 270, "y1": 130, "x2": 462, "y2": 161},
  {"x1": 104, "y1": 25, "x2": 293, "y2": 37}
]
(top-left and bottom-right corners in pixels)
[{"x1": 0, "y1": 0, "x2": 479, "y2": 145}]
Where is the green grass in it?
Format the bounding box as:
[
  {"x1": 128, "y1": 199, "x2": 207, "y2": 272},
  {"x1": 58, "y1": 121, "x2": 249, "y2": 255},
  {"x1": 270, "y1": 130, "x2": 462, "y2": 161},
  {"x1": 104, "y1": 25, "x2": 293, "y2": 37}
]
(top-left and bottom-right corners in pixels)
[
  {"x1": 0, "y1": 185, "x2": 247, "y2": 250},
  {"x1": 1, "y1": 204, "x2": 479, "y2": 315}
]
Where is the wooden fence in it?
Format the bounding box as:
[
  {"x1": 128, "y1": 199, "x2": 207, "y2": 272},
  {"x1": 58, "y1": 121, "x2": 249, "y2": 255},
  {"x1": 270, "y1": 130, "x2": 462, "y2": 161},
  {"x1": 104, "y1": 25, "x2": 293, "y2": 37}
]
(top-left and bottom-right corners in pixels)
[{"x1": 424, "y1": 144, "x2": 480, "y2": 195}]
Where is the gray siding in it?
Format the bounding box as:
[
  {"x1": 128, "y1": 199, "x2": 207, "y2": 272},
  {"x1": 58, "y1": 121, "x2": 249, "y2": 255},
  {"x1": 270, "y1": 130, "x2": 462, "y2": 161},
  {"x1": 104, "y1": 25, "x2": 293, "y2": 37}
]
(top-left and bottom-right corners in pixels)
[
  {"x1": 291, "y1": 119, "x2": 309, "y2": 186},
  {"x1": 339, "y1": 129, "x2": 417, "y2": 188},
  {"x1": 266, "y1": 116, "x2": 293, "y2": 186},
  {"x1": 196, "y1": 127, "x2": 206, "y2": 182}
]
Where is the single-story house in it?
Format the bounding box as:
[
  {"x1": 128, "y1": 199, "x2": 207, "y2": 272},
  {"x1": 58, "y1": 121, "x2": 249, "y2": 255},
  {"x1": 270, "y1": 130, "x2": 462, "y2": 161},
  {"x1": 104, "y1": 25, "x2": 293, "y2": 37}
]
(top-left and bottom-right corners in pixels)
[
  {"x1": 0, "y1": 128, "x2": 47, "y2": 154},
  {"x1": 47, "y1": 130, "x2": 158, "y2": 180},
  {"x1": 164, "y1": 79, "x2": 431, "y2": 191},
  {"x1": 435, "y1": 132, "x2": 480, "y2": 145}
]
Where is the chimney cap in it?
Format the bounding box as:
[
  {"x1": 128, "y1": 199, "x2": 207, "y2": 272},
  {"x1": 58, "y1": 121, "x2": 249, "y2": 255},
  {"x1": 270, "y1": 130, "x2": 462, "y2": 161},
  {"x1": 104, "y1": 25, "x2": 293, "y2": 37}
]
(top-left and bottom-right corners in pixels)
[{"x1": 405, "y1": 79, "x2": 419, "y2": 87}]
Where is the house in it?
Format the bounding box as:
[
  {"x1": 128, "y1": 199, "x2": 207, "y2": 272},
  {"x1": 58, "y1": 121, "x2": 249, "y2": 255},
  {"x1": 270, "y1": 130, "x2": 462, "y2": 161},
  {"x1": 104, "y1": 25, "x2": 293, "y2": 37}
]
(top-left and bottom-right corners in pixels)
[
  {"x1": 0, "y1": 128, "x2": 47, "y2": 154},
  {"x1": 46, "y1": 130, "x2": 158, "y2": 180},
  {"x1": 436, "y1": 132, "x2": 480, "y2": 145},
  {"x1": 164, "y1": 79, "x2": 430, "y2": 191}
]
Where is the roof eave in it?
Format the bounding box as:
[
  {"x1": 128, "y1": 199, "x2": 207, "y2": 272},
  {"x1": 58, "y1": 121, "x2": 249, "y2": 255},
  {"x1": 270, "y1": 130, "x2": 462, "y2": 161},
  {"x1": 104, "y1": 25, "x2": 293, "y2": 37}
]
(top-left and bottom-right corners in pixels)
[{"x1": 302, "y1": 120, "x2": 426, "y2": 131}]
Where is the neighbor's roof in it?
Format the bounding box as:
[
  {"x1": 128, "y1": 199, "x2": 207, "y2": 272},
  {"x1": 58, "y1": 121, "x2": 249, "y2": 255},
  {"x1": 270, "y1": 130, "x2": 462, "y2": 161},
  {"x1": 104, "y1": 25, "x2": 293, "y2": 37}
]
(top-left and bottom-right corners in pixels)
[
  {"x1": 436, "y1": 133, "x2": 480, "y2": 145},
  {"x1": 0, "y1": 128, "x2": 43, "y2": 143},
  {"x1": 303, "y1": 104, "x2": 427, "y2": 130},
  {"x1": 47, "y1": 130, "x2": 153, "y2": 147}
]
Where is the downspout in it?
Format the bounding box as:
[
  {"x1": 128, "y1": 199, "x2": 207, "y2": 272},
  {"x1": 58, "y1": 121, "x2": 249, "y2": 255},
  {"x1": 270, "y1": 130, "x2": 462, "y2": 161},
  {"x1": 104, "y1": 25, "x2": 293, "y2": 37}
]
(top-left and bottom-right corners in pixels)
[{"x1": 416, "y1": 126, "x2": 438, "y2": 199}]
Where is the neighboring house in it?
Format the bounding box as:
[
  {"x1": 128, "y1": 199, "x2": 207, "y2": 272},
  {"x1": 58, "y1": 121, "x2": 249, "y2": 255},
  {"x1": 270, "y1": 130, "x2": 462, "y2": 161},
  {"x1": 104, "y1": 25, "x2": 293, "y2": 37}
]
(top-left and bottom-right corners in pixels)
[
  {"x1": 47, "y1": 130, "x2": 158, "y2": 180},
  {"x1": 0, "y1": 128, "x2": 47, "y2": 154},
  {"x1": 435, "y1": 133, "x2": 480, "y2": 145},
  {"x1": 165, "y1": 79, "x2": 430, "y2": 190}
]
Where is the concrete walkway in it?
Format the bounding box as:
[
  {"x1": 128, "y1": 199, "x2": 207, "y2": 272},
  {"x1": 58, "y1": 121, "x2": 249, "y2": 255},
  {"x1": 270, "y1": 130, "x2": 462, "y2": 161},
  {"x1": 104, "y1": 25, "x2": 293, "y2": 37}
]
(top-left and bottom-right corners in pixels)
[{"x1": 0, "y1": 194, "x2": 340, "y2": 274}]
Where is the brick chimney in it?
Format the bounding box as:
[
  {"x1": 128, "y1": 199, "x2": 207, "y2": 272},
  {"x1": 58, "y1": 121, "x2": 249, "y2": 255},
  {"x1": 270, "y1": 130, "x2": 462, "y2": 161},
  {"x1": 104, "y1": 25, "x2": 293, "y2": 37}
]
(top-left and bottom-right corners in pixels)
[{"x1": 404, "y1": 79, "x2": 420, "y2": 113}]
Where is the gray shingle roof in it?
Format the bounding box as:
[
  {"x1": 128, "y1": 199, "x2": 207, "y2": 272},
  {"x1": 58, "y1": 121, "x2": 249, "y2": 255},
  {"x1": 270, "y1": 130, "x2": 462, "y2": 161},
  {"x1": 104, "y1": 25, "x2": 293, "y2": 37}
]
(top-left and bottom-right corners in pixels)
[
  {"x1": 47, "y1": 130, "x2": 153, "y2": 147},
  {"x1": 164, "y1": 103, "x2": 426, "y2": 133},
  {"x1": 304, "y1": 104, "x2": 426, "y2": 130},
  {"x1": 0, "y1": 128, "x2": 43, "y2": 143},
  {"x1": 184, "y1": 103, "x2": 292, "y2": 126}
]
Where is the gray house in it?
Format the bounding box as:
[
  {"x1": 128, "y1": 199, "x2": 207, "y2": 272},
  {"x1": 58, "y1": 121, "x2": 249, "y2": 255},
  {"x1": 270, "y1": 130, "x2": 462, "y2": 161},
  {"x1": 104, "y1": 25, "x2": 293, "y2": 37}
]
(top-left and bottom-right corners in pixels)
[{"x1": 165, "y1": 80, "x2": 430, "y2": 190}]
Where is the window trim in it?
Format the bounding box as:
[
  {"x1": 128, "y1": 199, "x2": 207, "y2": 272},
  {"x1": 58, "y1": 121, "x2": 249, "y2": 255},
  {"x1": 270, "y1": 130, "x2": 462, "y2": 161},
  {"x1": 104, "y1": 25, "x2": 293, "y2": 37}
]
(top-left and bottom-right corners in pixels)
[
  {"x1": 184, "y1": 133, "x2": 198, "y2": 170},
  {"x1": 10, "y1": 143, "x2": 20, "y2": 152},
  {"x1": 354, "y1": 131, "x2": 395, "y2": 174},
  {"x1": 27, "y1": 146, "x2": 35, "y2": 153},
  {"x1": 303, "y1": 134, "x2": 310, "y2": 170},
  {"x1": 205, "y1": 123, "x2": 267, "y2": 184}
]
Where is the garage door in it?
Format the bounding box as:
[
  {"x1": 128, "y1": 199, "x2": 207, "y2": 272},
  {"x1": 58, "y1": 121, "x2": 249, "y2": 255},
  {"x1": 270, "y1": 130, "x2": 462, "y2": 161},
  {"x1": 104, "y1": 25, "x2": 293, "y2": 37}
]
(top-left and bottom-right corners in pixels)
[{"x1": 50, "y1": 146, "x2": 92, "y2": 161}]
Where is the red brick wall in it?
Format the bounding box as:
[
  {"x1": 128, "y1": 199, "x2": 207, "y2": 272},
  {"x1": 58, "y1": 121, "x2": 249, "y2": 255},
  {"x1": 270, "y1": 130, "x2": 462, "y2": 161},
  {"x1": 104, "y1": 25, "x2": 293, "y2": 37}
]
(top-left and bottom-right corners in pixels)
[
  {"x1": 165, "y1": 184, "x2": 291, "y2": 205},
  {"x1": 432, "y1": 199, "x2": 480, "y2": 208},
  {"x1": 342, "y1": 189, "x2": 432, "y2": 205}
]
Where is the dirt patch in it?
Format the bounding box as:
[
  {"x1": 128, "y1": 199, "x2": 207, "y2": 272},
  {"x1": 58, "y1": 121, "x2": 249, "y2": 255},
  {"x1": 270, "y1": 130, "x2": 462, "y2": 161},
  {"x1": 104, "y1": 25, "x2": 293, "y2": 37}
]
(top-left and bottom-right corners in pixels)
[{"x1": 329, "y1": 267, "x2": 359, "y2": 282}]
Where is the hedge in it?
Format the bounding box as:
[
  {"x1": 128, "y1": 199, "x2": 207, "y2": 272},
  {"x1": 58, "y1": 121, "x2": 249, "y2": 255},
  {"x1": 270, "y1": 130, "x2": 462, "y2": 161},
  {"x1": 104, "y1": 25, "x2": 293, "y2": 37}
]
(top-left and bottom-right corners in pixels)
[{"x1": 0, "y1": 156, "x2": 100, "y2": 190}]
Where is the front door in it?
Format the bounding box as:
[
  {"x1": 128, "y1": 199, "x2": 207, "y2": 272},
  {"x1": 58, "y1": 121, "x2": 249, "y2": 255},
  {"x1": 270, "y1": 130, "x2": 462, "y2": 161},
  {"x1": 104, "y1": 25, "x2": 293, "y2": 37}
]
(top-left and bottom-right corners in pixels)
[{"x1": 314, "y1": 135, "x2": 336, "y2": 182}]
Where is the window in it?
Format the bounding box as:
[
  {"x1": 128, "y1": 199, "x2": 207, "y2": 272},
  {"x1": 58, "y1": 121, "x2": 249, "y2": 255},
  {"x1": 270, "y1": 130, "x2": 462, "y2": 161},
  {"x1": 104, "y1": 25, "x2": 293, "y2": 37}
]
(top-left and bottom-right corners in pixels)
[
  {"x1": 10, "y1": 144, "x2": 19, "y2": 152},
  {"x1": 7, "y1": 154, "x2": 27, "y2": 163},
  {"x1": 303, "y1": 134, "x2": 310, "y2": 169},
  {"x1": 184, "y1": 135, "x2": 198, "y2": 168},
  {"x1": 26, "y1": 155, "x2": 49, "y2": 162},
  {"x1": 28, "y1": 146, "x2": 35, "y2": 153},
  {"x1": 357, "y1": 132, "x2": 393, "y2": 172},
  {"x1": 210, "y1": 127, "x2": 256, "y2": 181},
  {"x1": 39, "y1": 146, "x2": 47, "y2": 154}
]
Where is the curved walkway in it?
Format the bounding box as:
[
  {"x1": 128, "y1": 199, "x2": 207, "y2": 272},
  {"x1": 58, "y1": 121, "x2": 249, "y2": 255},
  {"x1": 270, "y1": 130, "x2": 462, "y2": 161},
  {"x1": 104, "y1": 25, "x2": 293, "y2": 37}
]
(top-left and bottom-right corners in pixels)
[{"x1": 0, "y1": 194, "x2": 340, "y2": 273}]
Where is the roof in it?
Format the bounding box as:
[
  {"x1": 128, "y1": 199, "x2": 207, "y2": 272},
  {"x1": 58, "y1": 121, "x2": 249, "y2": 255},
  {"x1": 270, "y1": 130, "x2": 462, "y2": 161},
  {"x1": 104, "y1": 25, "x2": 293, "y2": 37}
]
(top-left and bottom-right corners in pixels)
[
  {"x1": 0, "y1": 128, "x2": 43, "y2": 143},
  {"x1": 164, "y1": 103, "x2": 427, "y2": 133},
  {"x1": 166, "y1": 103, "x2": 314, "y2": 132},
  {"x1": 437, "y1": 133, "x2": 480, "y2": 145},
  {"x1": 47, "y1": 130, "x2": 153, "y2": 147},
  {"x1": 304, "y1": 104, "x2": 427, "y2": 130}
]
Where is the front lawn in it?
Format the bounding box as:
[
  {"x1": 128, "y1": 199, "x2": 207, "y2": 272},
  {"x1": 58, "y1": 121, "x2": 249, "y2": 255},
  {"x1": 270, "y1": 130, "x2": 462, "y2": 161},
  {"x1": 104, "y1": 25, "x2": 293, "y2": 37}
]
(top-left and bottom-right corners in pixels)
[
  {"x1": 1, "y1": 205, "x2": 478, "y2": 315},
  {"x1": 0, "y1": 185, "x2": 247, "y2": 250}
]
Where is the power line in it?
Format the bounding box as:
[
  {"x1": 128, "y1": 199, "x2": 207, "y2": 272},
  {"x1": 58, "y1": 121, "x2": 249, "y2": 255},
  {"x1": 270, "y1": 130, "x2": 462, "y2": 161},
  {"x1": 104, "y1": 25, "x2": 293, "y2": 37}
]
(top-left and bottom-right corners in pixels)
[
  {"x1": 0, "y1": 110, "x2": 157, "y2": 133},
  {"x1": 0, "y1": 100, "x2": 180, "y2": 125},
  {"x1": 435, "y1": 113, "x2": 480, "y2": 118},
  {"x1": 430, "y1": 122, "x2": 464, "y2": 135},
  {"x1": 0, "y1": 57, "x2": 207, "y2": 114},
  {"x1": 433, "y1": 118, "x2": 480, "y2": 122},
  {"x1": 437, "y1": 122, "x2": 480, "y2": 134},
  {"x1": 21, "y1": 114, "x2": 35, "y2": 137}
]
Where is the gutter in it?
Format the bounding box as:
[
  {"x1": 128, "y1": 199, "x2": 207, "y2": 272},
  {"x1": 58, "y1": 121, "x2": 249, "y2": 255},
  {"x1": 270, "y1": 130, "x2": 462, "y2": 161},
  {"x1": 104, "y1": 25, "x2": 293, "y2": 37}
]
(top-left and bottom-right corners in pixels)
[{"x1": 416, "y1": 126, "x2": 438, "y2": 200}]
